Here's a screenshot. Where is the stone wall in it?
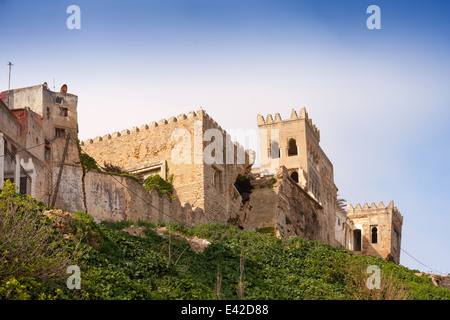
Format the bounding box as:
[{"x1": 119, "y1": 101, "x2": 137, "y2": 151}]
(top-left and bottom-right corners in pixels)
[
  {"x1": 84, "y1": 170, "x2": 206, "y2": 226},
  {"x1": 81, "y1": 109, "x2": 253, "y2": 224},
  {"x1": 256, "y1": 109, "x2": 337, "y2": 245},
  {"x1": 51, "y1": 161, "x2": 207, "y2": 226},
  {"x1": 347, "y1": 201, "x2": 403, "y2": 264},
  {"x1": 235, "y1": 166, "x2": 326, "y2": 242},
  {"x1": 82, "y1": 110, "x2": 206, "y2": 210}
]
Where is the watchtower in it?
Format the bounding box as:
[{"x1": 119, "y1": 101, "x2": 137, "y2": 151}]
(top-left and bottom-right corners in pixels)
[
  {"x1": 347, "y1": 201, "x2": 403, "y2": 264},
  {"x1": 256, "y1": 108, "x2": 334, "y2": 203}
]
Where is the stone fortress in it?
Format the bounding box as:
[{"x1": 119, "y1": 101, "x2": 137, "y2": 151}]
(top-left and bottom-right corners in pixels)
[{"x1": 0, "y1": 83, "x2": 403, "y2": 264}]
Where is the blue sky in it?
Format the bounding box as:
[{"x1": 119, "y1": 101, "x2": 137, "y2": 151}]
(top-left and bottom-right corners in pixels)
[{"x1": 1, "y1": 0, "x2": 449, "y2": 275}]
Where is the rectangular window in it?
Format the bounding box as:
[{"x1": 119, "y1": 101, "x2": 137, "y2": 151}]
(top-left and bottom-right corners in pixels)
[
  {"x1": 60, "y1": 107, "x2": 68, "y2": 117},
  {"x1": 55, "y1": 97, "x2": 63, "y2": 104},
  {"x1": 55, "y1": 128, "x2": 65, "y2": 138},
  {"x1": 20, "y1": 177, "x2": 28, "y2": 195}
]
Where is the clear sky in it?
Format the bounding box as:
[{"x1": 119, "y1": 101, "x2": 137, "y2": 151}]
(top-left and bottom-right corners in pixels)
[{"x1": 1, "y1": 0, "x2": 449, "y2": 275}]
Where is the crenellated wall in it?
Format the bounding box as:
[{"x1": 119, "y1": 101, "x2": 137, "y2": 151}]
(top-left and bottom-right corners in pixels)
[
  {"x1": 82, "y1": 110, "x2": 206, "y2": 210},
  {"x1": 82, "y1": 109, "x2": 253, "y2": 224},
  {"x1": 347, "y1": 201, "x2": 403, "y2": 264},
  {"x1": 256, "y1": 107, "x2": 337, "y2": 246},
  {"x1": 257, "y1": 107, "x2": 320, "y2": 142}
]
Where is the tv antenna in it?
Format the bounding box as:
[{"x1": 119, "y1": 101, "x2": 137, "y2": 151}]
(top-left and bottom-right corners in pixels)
[{"x1": 7, "y1": 61, "x2": 13, "y2": 105}]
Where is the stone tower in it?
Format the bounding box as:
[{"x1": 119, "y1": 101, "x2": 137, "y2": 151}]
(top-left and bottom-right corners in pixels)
[
  {"x1": 256, "y1": 108, "x2": 338, "y2": 245},
  {"x1": 347, "y1": 201, "x2": 403, "y2": 264}
]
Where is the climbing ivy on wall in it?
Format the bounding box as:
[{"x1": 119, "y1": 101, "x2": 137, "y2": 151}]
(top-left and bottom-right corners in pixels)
[{"x1": 75, "y1": 139, "x2": 100, "y2": 172}]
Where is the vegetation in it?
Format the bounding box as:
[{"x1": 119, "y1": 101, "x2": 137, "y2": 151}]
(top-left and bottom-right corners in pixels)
[
  {"x1": 75, "y1": 139, "x2": 101, "y2": 173},
  {"x1": 0, "y1": 181, "x2": 84, "y2": 299},
  {"x1": 100, "y1": 162, "x2": 140, "y2": 183},
  {"x1": 144, "y1": 174, "x2": 174, "y2": 197},
  {"x1": 1, "y1": 183, "x2": 449, "y2": 300}
]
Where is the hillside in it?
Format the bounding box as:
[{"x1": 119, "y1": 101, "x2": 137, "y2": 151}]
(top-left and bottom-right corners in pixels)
[{"x1": 1, "y1": 181, "x2": 449, "y2": 300}]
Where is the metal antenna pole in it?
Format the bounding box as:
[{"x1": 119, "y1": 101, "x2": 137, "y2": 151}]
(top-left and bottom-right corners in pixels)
[{"x1": 7, "y1": 61, "x2": 13, "y2": 106}]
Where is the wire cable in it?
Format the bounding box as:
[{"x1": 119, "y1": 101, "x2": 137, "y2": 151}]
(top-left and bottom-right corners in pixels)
[
  {"x1": 401, "y1": 248, "x2": 445, "y2": 275},
  {"x1": 0, "y1": 137, "x2": 57, "y2": 158}
]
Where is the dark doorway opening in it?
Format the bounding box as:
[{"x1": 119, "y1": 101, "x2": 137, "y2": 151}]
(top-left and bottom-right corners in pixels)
[
  {"x1": 353, "y1": 229, "x2": 362, "y2": 251},
  {"x1": 290, "y1": 171, "x2": 299, "y2": 183}
]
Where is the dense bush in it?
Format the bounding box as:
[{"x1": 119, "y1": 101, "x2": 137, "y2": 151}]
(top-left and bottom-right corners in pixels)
[
  {"x1": 1, "y1": 186, "x2": 449, "y2": 300},
  {"x1": 143, "y1": 174, "x2": 174, "y2": 197},
  {"x1": 0, "y1": 181, "x2": 85, "y2": 299}
]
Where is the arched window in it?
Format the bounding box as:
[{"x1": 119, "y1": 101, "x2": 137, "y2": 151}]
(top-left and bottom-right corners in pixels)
[
  {"x1": 371, "y1": 226, "x2": 378, "y2": 244},
  {"x1": 290, "y1": 171, "x2": 299, "y2": 183},
  {"x1": 288, "y1": 138, "x2": 298, "y2": 156}
]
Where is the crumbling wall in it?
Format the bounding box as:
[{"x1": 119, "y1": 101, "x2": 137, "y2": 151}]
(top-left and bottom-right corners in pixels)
[
  {"x1": 235, "y1": 166, "x2": 326, "y2": 242},
  {"x1": 201, "y1": 112, "x2": 254, "y2": 223}
]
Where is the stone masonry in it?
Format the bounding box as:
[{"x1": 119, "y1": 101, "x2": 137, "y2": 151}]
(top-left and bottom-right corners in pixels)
[{"x1": 1, "y1": 83, "x2": 404, "y2": 264}]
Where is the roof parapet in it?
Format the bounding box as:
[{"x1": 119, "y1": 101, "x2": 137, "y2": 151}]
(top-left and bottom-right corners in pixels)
[
  {"x1": 347, "y1": 200, "x2": 403, "y2": 222},
  {"x1": 81, "y1": 110, "x2": 200, "y2": 146},
  {"x1": 256, "y1": 107, "x2": 320, "y2": 141}
]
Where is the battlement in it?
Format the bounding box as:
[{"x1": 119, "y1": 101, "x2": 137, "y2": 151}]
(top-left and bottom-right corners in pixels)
[
  {"x1": 81, "y1": 109, "x2": 204, "y2": 146},
  {"x1": 257, "y1": 107, "x2": 320, "y2": 141},
  {"x1": 347, "y1": 200, "x2": 403, "y2": 224},
  {"x1": 80, "y1": 109, "x2": 252, "y2": 163}
]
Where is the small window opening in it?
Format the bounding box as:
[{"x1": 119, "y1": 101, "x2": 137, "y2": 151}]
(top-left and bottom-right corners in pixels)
[
  {"x1": 371, "y1": 226, "x2": 378, "y2": 244},
  {"x1": 55, "y1": 97, "x2": 63, "y2": 104},
  {"x1": 55, "y1": 128, "x2": 65, "y2": 138},
  {"x1": 288, "y1": 138, "x2": 298, "y2": 156},
  {"x1": 60, "y1": 107, "x2": 68, "y2": 117}
]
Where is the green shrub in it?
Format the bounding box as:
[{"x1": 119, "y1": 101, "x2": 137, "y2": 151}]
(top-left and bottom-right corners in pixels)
[
  {"x1": 1, "y1": 188, "x2": 448, "y2": 300},
  {"x1": 0, "y1": 181, "x2": 84, "y2": 299},
  {"x1": 143, "y1": 174, "x2": 174, "y2": 197}
]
